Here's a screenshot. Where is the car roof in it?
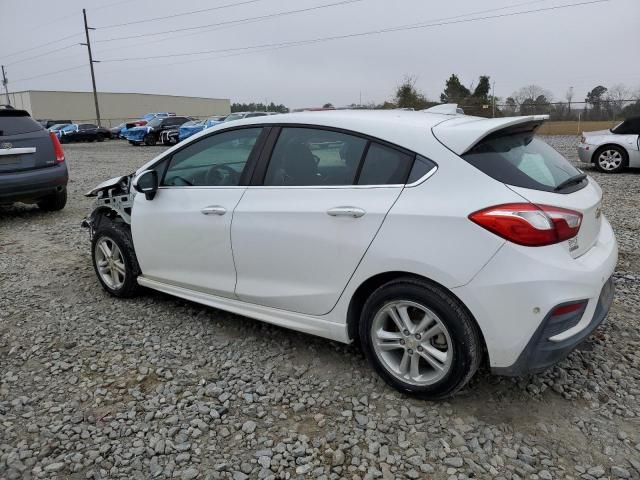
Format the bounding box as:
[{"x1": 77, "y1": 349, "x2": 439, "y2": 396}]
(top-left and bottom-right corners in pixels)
[
  {"x1": 221, "y1": 109, "x2": 551, "y2": 156},
  {"x1": 220, "y1": 110, "x2": 460, "y2": 151}
]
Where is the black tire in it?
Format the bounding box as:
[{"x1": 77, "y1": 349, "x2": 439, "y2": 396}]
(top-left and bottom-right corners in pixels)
[
  {"x1": 96, "y1": 134, "x2": 104, "y2": 142},
  {"x1": 91, "y1": 220, "x2": 142, "y2": 298},
  {"x1": 359, "y1": 277, "x2": 482, "y2": 399},
  {"x1": 144, "y1": 134, "x2": 157, "y2": 146},
  {"x1": 594, "y1": 145, "x2": 627, "y2": 173},
  {"x1": 37, "y1": 188, "x2": 67, "y2": 211}
]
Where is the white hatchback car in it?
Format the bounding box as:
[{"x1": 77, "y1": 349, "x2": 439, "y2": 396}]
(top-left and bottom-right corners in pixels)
[{"x1": 84, "y1": 108, "x2": 617, "y2": 399}]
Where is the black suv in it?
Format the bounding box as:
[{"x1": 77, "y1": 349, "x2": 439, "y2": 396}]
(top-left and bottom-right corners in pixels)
[{"x1": 0, "y1": 106, "x2": 68, "y2": 211}]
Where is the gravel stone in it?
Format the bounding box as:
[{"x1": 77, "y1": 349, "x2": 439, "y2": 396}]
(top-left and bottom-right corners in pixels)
[{"x1": 0, "y1": 139, "x2": 639, "y2": 479}]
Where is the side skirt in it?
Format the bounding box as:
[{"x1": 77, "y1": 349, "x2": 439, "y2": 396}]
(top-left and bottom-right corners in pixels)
[{"x1": 136, "y1": 276, "x2": 350, "y2": 343}]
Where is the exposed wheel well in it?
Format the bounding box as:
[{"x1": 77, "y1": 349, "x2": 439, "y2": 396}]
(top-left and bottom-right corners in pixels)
[
  {"x1": 346, "y1": 271, "x2": 488, "y2": 362},
  {"x1": 592, "y1": 144, "x2": 629, "y2": 166}
]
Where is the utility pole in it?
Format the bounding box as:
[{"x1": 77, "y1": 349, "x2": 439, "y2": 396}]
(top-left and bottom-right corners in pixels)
[
  {"x1": 82, "y1": 9, "x2": 101, "y2": 126},
  {"x1": 1, "y1": 65, "x2": 9, "y2": 104},
  {"x1": 491, "y1": 81, "x2": 496, "y2": 118}
]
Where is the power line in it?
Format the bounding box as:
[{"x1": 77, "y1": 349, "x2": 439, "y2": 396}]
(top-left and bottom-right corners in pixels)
[
  {"x1": 97, "y1": 0, "x2": 267, "y2": 29},
  {"x1": 0, "y1": 1, "x2": 127, "y2": 61},
  {"x1": 11, "y1": 64, "x2": 86, "y2": 84},
  {"x1": 1, "y1": 33, "x2": 83, "y2": 60},
  {"x1": 94, "y1": 0, "x2": 365, "y2": 44},
  {"x1": 93, "y1": 0, "x2": 549, "y2": 57},
  {"x1": 100, "y1": 0, "x2": 609, "y2": 63},
  {"x1": 5, "y1": 43, "x2": 80, "y2": 66}
]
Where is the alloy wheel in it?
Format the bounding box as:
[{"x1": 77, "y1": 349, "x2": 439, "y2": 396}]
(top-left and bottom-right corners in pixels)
[
  {"x1": 371, "y1": 300, "x2": 453, "y2": 386},
  {"x1": 598, "y1": 149, "x2": 622, "y2": 171},
  {"x1": 95, "y1": 237, "x2": 126, "y2": 290}
]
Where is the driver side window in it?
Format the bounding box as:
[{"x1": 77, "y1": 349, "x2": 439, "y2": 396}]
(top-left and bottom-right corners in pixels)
[{"x1": 162, "y1": 128, "x2": 262, "y2": 187}]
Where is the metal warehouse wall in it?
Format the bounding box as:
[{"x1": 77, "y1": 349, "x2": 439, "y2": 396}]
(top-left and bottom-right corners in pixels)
[{"x1": 8, "y1": 90, "x2": 231, "y2": 127}]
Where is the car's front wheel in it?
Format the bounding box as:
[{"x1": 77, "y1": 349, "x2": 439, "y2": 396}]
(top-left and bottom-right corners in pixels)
[
  {"x1": 360, "y1": 277, "x2": 482, "y2": 399},
  {"x1": 144, "y1": 134, "x2": 157, "y2": 146},
  {"x1": 595, "y1": 145, "x2": 626, "y2": 173},
  {"x1": 92, "y1": 221, "x2": 142, "y2": 298}
]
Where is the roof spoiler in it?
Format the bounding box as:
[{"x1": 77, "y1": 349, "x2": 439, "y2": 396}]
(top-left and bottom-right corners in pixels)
[
  {"x1": 432, "y1": 114, "x2": 549, "y2": 155},
  {"x1": 423, "y1": 104, "x2": 464, "y2": 115}
]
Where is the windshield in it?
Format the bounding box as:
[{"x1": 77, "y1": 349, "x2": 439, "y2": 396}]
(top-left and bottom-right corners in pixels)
[
  {"x1": 61, "y1": 124, "x2": 77, "y2": 132},
  {"x1": 49, "y1": 124, "x2": 68, "y2": 131},
  {"x1": 147, "y1": 118, "x2": 163, "y2": 128},
  {"x1": 224, "y1": 113, "x2": 245, "y2": 122},
  {"x1": 462, "y1": 132, "x2": 584, "y2": 192}
]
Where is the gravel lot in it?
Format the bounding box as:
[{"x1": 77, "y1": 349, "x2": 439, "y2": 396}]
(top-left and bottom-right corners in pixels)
[{"x1": 1, "y1": 136, "x2": 639, "y2": 480}]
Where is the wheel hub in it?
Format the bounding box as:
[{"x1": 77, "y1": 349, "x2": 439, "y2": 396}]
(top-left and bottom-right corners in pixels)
[{"x1": 371, "y1": 300, "x2": 453, "y2": 386}]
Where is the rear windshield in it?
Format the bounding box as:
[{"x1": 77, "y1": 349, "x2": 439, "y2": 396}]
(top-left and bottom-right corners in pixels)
[
  {"x1": 462, "y1": 132, "x2": 585, "y2": 192},
  {"x1": 0, "y1": 116, "x2": 44, "y2": 136}
]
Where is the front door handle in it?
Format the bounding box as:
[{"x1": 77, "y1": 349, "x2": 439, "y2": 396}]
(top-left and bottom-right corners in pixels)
[
  {"x1": 327, "y1": 206, "x2": 366, "y2": 218},
  {"x1": 201, "y1": 205, "x2": 227, "y2": 216}
]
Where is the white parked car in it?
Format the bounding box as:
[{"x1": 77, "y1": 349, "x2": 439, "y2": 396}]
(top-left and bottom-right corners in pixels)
[
  {"x1": 578, "y1": 116, "x2": 640, "y2": 173},
  {"x1": 83, "y1": 108, "x2": 617, "y2": 399}
]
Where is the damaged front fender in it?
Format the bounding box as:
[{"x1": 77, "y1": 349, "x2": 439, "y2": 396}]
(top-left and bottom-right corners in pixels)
[{"x1": 82, "y1": 174, "x2": 136, "y2": 236}]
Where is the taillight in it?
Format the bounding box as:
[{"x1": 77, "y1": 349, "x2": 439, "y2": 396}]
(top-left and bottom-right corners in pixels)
[
  {"x1": 469, "y1": 203, "x2": 582, "y2": 247},
  {"x1": 49, "y1": 131, "x2": 65, "y2": 163}
]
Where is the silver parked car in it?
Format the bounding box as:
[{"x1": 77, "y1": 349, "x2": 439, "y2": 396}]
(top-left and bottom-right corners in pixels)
[{"x1": 578, "y1": 116, "x2": 640, "y2": 173}]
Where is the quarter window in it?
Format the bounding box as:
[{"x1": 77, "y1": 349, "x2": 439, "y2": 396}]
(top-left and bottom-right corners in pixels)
[
  {"x1": 162, "y1": 128, "x2": 262, "y2": 187},
  {"x1": 264, "y1": 128, "x2": 367, "y2": 186},
  {"x1": 357, "y1": 143, "x2": 414, "y2": 185}
]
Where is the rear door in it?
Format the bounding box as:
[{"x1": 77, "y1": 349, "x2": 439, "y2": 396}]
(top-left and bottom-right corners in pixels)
[
  {"x1": 232, "y1": 126, "x2": 416, "y2": 315},
  {"x1": 0, "y1": 111, "x2": 54, "y2": 174}
]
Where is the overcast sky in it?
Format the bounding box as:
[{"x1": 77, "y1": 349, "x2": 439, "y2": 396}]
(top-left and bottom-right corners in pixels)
[{"x1": 1, "y1": 0, "x2": 638, "y2": 109}]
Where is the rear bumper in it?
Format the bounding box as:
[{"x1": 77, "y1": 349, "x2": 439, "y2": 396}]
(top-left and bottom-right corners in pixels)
[
  {"x1": 492, "y1": 276, "x2": 614, "y2": 375},
  {"x1": 0, "y1": 163, "x2": 68, "y2": 204},
  {"x1": 453, "y1": 217, "x2": 618, "y2": 371}
]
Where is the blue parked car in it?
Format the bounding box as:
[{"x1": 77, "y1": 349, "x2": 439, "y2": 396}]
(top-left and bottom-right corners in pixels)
[
  {"x1": 178, "y1": 120, "x2": 205, "y2": 142},
  {"x1": 178, "y1": 116, "x2": 227, "y2": 142}
]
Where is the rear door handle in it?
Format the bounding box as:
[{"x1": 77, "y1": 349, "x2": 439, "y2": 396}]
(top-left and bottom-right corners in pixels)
[
  {"x1": 327, "y1": 206, "x2": 366, "y2": 218},
  {"x1": 201, "y1": 205, "x2": 227, "y2": 216}
]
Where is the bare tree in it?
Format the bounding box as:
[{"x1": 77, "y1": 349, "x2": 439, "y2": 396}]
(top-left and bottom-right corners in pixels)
[
  {"x1": 605, "y1": 84, "x2": 631, "y2": 117},
  {"x1": 512, "y1": 85, "x2": 553, "y2": 105}
]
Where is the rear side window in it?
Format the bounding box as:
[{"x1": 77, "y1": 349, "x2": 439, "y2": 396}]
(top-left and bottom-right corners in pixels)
[
  {"x1": 264, "y1": 128, "x2": 367, "y2": 186},
  {"x1": 357, "y1": 143, "x2": 414, "y2": 185},
  {"x1": 462, "y1": 132, "x2": 584, "y2": 192},
  {"x1": 0, "y1": 116, "x2": 43, "y2": 136}
]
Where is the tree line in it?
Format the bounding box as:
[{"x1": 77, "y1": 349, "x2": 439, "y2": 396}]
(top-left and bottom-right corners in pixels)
[{"x1": 339, "y1": 75, "x2": 640, "y2": 120}]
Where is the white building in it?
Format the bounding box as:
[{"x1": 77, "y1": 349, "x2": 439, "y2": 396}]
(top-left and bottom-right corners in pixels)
[{"x1": 7, "y1": 90, "x2": 230, "y2": 127}]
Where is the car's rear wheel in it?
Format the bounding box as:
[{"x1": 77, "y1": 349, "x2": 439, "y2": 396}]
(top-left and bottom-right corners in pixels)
[
  {"x1": 359, "y1": 277, "x2": 482, "y2": 399},
  {"x1": 92, "y1": 221, "x2": 142, "y2": 298},
  {"x1": 37, "y1": 188, "x2": 67, "y2": 211},
  {"x1": 595, "y1": 146, "x2": 626, "y2": 173},
  {"x1": 96, "y1": 134, "x2": 104, "y2": 142},
  {"x1": 144, "y1": 134, "x2": 157, "y2": 146}
]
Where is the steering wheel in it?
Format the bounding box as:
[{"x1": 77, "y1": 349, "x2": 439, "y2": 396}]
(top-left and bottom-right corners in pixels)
[{"x1": 205, "y1": 164, "x2": 240, "y2": 186}]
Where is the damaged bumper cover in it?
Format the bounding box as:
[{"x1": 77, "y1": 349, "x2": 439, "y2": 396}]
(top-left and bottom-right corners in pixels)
[{"x1": 82, "y1": 174, "x2": 135, "y2": 236}]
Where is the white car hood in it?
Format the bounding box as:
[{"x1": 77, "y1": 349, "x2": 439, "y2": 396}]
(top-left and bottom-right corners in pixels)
[{"x1": 432, "y1": 114, "x2": 549, "y2": 155}]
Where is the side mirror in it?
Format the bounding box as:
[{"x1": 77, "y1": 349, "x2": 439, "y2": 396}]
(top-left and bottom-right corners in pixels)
[{"x1": 133, "y1": 170, "x2": 159, "y2": 200}]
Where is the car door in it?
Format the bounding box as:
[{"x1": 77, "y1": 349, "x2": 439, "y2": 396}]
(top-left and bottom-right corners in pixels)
[
  {"x1": 232, "y1": 126, "x2": 416, "y2": 316},
  {"x1": 131, "y1": 126, "x2": 266, "y2": 297}
]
